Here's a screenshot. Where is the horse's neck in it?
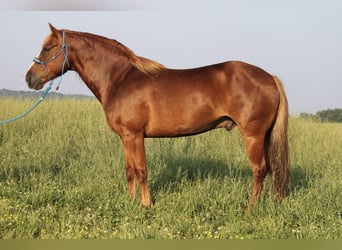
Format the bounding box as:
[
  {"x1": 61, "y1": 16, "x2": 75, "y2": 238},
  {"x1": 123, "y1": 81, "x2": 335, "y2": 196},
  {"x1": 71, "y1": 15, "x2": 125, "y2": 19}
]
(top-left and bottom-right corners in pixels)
[{"x1": 68, "y1": 34, "x2": 133, "y2": 103}]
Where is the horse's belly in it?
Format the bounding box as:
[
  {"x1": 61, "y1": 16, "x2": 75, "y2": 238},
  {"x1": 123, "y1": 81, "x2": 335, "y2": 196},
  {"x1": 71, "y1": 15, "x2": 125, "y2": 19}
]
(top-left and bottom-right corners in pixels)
[
  {"x1": 144, "y1": 112, "x2": 232, "y2": 138},
  {"x1": 144, "y1": 124, "x2": 211, "y2": 137}
]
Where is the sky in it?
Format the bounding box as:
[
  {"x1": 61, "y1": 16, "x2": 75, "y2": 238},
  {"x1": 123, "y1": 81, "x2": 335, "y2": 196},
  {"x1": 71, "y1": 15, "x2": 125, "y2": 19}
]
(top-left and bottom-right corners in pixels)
[{"x1": 0, "y1": 0, "x2": 341, "y2": 114}]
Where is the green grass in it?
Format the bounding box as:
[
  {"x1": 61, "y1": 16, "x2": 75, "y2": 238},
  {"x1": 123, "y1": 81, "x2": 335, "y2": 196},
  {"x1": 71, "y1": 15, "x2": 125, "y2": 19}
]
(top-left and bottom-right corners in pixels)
[{"x1": 0, "y1": 98, "x2": 341, "y2": 239}]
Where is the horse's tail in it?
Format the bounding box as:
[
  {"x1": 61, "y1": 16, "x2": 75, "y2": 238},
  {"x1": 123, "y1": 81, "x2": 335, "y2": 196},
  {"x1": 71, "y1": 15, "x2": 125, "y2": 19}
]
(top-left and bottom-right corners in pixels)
[{"x1": 267, "y1": 76, "x2": 289, "y2": 201}]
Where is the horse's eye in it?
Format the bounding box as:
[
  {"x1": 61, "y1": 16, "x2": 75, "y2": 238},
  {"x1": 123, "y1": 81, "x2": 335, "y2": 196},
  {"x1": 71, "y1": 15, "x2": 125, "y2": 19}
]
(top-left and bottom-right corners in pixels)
[{"x1": 44, "y1": 47, "x2": 51, "y2": 52}]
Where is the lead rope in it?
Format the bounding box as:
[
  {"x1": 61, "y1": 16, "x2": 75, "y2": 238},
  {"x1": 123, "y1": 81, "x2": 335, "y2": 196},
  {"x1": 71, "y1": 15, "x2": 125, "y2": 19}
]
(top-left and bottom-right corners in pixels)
[{"x1": 0, "y1": 31, "x2": 68, "y2": 125}]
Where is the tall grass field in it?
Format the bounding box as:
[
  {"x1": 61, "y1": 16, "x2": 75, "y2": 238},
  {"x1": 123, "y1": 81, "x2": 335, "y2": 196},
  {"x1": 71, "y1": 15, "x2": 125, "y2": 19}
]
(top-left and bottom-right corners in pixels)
[{"x1": 0, "y1": 98, "x2": 341, "y2": 239}]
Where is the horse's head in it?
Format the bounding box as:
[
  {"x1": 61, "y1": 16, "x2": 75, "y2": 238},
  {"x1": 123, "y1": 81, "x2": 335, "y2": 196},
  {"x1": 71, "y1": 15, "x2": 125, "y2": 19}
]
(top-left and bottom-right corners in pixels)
[{"x1": 26, "y1": 23, "x2": 69, "y2": 90}]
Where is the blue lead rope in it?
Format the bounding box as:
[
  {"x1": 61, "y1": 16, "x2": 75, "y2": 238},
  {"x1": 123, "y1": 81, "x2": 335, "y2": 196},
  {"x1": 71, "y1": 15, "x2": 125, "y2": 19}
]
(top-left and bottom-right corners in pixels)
[
  {"x1": 0, "y1": 81, "x2": 53, "y2": 125},
  {"x1": 0, "y1": 31, "x2": 68, "y2": 125}
]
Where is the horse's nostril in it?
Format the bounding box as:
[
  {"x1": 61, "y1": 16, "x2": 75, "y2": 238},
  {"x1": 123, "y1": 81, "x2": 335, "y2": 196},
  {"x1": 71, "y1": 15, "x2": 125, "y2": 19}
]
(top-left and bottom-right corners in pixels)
[{"x1": 25, "y1": 73, "x2": 31, "y2": 84}]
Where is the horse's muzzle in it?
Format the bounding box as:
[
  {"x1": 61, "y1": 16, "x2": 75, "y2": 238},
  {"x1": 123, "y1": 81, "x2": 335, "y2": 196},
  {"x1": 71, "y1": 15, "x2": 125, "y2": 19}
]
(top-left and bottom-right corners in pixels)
[{"x1": 26, "y1": 71, "x2": 44, "y2": 90}]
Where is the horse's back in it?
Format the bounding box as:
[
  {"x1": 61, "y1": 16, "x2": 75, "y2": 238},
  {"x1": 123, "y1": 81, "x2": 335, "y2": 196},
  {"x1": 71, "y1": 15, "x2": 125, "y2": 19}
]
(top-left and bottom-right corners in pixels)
[{"x1": 158, "y1": 60, "x2": 279, "y2": 125}]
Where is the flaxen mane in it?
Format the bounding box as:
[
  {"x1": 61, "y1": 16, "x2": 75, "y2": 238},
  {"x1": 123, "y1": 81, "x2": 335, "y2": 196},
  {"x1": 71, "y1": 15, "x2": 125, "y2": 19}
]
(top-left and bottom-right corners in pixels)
[
  {"x1": 71, "y1": 30, "x2": 166, "y2": 75},
  {"x1": 131, "y1": 56, "x2": 166, "y2": 75}
]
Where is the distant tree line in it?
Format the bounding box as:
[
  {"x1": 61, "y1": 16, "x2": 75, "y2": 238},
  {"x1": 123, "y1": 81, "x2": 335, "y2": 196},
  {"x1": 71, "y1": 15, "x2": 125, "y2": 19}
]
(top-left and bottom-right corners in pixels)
[
  {"x1": 0, "y1": 88, "x2": 93, "y2": 100},
  {"x1": 300, "y1": 109, "x2": 342, "y2": 123}
]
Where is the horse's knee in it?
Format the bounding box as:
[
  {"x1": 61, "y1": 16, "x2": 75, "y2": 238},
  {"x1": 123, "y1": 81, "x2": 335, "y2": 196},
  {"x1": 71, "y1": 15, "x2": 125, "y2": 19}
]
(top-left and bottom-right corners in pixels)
[
  {"x1": 125, "y1": 166, "x2": 135, "y2": 182},
  {"x1": 135, "y1": 168, "x2": 148, "y2": 184}
]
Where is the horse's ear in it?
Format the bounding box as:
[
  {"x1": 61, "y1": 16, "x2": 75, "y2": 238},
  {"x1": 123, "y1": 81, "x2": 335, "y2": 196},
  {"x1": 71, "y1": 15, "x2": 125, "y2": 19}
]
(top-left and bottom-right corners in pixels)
[{"x1": 48, "y1": 23, "x2": 58, "y2": 34}]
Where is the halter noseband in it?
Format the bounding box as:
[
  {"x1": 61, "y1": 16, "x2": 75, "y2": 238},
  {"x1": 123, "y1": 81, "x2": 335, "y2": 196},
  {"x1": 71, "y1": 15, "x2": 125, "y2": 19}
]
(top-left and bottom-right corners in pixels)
[{"x1": 33, "y1": 30, "x2": 69, "y2": 90}]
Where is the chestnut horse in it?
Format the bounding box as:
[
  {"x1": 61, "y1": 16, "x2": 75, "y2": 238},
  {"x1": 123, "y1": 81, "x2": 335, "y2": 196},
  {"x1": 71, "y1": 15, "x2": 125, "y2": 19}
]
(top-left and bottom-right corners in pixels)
[{"x1": 26, "y1": 24, "x2": 289, "y2": 208}]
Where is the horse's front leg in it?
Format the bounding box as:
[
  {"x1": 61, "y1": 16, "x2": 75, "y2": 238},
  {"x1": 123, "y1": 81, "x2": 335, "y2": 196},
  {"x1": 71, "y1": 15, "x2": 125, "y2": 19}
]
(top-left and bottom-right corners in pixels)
[{"x1": 120, "y1": 131, "x2": 152, "y2": 208}]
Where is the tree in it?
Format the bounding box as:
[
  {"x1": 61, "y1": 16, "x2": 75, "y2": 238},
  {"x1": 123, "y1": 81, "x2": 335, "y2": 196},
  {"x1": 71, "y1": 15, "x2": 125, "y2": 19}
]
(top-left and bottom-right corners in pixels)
[{"x1": 316, "y1": 109, "x2": 342, "y2": 123}]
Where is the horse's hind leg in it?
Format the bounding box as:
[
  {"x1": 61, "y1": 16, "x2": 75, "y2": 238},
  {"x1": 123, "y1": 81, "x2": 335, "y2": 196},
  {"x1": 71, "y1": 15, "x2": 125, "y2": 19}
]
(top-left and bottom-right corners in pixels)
[{"x1": 242, "y1": 134, "x2": 268, "y2": 208}]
